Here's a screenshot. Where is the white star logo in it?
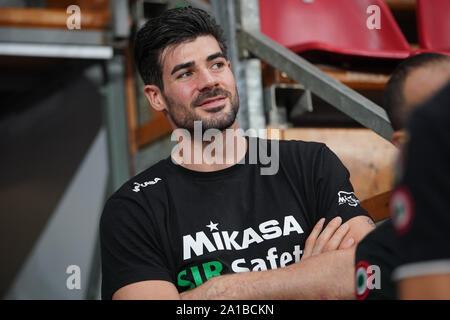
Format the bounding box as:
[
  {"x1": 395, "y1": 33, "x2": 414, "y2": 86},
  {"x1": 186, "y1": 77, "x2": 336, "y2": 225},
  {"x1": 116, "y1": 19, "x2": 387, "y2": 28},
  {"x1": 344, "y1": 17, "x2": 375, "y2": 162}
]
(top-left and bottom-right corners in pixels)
[{"x1": 206, "y1": 221, "x2": 219, "y2": 232}]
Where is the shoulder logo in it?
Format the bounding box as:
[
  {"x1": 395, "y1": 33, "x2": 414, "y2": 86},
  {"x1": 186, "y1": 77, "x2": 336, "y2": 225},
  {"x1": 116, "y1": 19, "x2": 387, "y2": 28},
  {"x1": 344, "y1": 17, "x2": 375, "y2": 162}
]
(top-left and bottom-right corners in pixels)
[
  {"x1": 338, "y1": 191, "x2": 360, "y2": 207},
  {"x1": 355, "y1": 261, "x2": 371, "y2": 300},
  {"x1": 132, "y1": 177, "x2": 162, "y2": 192},
  {"x1": 390, "y1": 186, "x2": 414, "y2": 234}
]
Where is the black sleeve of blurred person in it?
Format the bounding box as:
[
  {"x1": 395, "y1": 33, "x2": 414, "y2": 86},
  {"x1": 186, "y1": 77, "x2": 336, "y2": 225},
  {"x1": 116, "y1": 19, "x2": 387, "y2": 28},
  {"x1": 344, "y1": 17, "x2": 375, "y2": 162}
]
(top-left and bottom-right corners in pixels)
[
  {"x1": 354, "y1": 219, "x2": 402, "y2": 300},
  {"x1": 391, "y1": 81, "x2": 450, "y2": 281}
]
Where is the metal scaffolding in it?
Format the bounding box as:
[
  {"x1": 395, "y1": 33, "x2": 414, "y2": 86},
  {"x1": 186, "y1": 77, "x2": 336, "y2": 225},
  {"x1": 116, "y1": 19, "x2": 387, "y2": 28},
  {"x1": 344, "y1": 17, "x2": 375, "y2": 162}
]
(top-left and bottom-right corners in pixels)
[{"x1": 212, "y1": 0, "x2": 394, "y2": 141}]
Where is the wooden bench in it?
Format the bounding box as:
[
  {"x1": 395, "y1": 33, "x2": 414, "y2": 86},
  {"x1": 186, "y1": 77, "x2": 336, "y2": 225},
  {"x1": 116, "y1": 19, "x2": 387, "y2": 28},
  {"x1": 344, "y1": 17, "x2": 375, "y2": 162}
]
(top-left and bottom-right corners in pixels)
[{"x1": 267, "y1": 127, "x2": 398, "y2": 221}]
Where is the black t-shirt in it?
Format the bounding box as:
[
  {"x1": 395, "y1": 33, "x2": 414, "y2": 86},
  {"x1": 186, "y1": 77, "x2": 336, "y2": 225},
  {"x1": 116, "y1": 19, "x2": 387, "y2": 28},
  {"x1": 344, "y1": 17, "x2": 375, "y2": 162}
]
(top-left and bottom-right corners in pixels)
[
  {"x1": 392, "y1": 82, "x2": 450, "y2": 281},
  {"x1": 354, "y1": 219, "x2": 402, "y2": 300},
  {"x1": 100, "y1": 137, "x2": 370, "y2": 300}
]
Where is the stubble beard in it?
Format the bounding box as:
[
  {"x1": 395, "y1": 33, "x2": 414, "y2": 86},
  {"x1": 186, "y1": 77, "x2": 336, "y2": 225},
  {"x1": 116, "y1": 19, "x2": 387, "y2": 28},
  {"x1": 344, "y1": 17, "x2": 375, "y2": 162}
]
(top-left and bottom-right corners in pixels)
[{"x1": 163, "y1": 87, "x2": 239, "y2": 134}]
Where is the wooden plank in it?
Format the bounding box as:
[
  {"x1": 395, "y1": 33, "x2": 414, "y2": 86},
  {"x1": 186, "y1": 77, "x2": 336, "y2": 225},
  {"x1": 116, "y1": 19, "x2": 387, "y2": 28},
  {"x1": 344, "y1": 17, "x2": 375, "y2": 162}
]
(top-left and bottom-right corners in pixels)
[
  {"x1": 318, "y1": 66, "x2": 390, "y2": 90},
  {"x1": 361, "y1": 190, "x2": 392, "y2": 222},
  {"x1": 267, "y1": 126, "x2": 285, "y2": 140},
  {"x1": 0, "y1": 8, "x2": 110, "y2": 29},
  {"x1": 124, "y1": 43, "x2": 138, "y2": 172},
  {"x1": 262, "y1": 63, "x2": 390, "y2": 90},
  {"x1": 269, "y1": 127, "x2": 398, "y2": 202},
  {"x1": 262, "y1": 62, "x2": 297, "y2": 87},
  {"x1": 46, "y1": 0, "x2": 110, "y2": 11},
  {"x1": 135, "y1": 111, "x2": 172, "y2": 149}
]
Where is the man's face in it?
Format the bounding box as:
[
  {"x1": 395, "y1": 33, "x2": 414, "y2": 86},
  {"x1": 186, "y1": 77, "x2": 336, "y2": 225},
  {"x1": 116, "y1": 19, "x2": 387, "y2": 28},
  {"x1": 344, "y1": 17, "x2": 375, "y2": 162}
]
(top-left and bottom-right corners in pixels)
[
  {"x1": 392, "y1": 62, "x2": 450, "y2": 148},
  {"x1": 159, "y1": 35, "x2": 239, "y2": 132},
  {"x1": 403, "y1": 63, "x2": 450, "y2": 111}
]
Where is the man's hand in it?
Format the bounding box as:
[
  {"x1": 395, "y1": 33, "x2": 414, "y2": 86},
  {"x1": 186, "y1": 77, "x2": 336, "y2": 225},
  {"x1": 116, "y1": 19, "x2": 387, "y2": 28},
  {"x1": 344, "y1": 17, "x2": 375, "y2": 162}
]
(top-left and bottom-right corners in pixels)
[{"x1": 302, "y1": 217, "x2": 355, "y2": 260}]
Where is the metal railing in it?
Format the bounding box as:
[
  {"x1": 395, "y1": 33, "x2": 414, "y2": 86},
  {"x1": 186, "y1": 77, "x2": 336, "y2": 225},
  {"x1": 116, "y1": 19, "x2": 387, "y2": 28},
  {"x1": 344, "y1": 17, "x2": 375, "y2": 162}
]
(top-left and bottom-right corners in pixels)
[{"x1": 213, "y1": 0, "x2": 394, "y2": 142}]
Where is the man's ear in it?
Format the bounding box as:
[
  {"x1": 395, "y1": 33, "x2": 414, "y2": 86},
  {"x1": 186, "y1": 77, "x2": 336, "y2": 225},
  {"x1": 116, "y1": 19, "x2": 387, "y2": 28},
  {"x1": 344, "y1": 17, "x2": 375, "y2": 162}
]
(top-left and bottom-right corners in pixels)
[
  {"x1": 391, "y1": 130, "x2": 407, "y2": 149},
  {"x1": 143, "y1": 84, "x2": 167, "y2": 112}
]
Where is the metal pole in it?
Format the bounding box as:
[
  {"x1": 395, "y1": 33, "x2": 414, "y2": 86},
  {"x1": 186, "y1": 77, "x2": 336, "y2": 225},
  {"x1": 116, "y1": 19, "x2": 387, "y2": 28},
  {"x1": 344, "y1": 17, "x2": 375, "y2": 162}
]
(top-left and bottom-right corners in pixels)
[
  {"x1": 102, "y1": 55, "x2": 131, "y2": 191},
  {"x1": 238, "y1": 29, "x2": 394, "y2": 141},
  {"x1": 84, "y1": 56, "x2": 131, "y2": 299},
  {"x1": 211, "y1": 0, "x2": 266, "y2": 134}
]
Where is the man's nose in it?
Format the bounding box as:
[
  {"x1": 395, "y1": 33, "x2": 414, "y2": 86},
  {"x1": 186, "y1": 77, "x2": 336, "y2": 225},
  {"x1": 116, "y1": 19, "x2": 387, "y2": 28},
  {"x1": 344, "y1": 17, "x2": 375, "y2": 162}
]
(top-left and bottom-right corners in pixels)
[{"x1": 197, "y1": 69, "x2": 218, "y2": 91}]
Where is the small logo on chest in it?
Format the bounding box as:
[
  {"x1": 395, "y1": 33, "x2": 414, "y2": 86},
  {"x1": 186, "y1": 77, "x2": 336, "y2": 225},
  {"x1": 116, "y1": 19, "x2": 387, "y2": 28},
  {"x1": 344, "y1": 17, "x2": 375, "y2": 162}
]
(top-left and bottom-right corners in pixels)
[{"x1": 182, "y1": 215, "x2": 304, "y2": 260}]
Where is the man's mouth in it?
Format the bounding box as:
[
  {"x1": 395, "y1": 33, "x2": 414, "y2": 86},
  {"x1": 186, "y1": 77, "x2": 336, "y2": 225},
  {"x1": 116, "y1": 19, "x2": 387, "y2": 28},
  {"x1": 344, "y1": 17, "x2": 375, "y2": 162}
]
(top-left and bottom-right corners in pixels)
[{"x1": 197, "y1": 96, "x2": 227, "y2": 110}]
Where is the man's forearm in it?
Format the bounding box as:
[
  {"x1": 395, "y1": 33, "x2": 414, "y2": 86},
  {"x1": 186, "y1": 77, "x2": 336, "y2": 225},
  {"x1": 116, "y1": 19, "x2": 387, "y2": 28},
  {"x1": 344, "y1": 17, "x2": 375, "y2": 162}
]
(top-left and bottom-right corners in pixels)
[{"x1": 180, "y1": 247, "x2": 356, "y2": 300}]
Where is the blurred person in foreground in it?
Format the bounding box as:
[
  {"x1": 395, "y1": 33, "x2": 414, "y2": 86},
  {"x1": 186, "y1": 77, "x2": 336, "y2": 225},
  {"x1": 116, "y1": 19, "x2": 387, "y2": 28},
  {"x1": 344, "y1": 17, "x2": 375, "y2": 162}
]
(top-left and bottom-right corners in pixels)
[
  {"x1": 354, "y1": 53, "x2": 450, "y2": 300},
  {"x1": 392, "y1": 81, "x2": 450, "y2": 299}
]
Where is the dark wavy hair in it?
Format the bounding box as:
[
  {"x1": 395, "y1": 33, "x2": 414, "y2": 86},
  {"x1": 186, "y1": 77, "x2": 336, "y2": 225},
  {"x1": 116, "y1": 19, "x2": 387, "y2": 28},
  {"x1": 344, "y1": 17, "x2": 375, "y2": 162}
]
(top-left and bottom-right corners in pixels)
[
  {"x1": 383, "y1": 52, "x2": 450, "y2": 130},
  {"x1": 134, "y1": 6, "x2": 228, "y2": 91}
]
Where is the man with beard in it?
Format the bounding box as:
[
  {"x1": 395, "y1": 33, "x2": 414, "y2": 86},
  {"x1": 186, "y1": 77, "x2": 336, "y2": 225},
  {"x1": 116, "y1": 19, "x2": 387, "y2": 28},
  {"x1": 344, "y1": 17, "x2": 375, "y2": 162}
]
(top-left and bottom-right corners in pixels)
[{"x1": 99, "y1": 7, "x2": 375, "y2": 300}]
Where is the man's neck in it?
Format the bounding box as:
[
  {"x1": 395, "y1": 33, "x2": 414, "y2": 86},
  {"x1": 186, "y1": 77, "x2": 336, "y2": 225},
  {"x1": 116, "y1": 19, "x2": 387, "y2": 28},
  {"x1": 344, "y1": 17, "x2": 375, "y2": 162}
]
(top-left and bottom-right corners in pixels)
[{"x1": 171, "y1": 122, "x2": 248, "y2": 172}]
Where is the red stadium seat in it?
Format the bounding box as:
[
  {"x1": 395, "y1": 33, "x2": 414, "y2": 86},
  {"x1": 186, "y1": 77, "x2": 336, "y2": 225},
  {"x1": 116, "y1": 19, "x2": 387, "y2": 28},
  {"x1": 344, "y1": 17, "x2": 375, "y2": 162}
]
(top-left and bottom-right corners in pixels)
[
  {"x1": 259, "y1": 0, "x2": 411, "y2": 59},
  {"x1": 416, "y1": 0, "x2": 450, "y2": 54}
]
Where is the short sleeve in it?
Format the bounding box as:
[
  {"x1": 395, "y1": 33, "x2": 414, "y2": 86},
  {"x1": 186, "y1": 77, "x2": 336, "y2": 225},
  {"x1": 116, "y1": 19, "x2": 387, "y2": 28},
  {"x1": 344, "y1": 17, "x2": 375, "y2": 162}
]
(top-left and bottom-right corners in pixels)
[
  {"x1": 314, "y1": 145, "x2": 371, "y2": 225},
  {"x1": 391, "y1": 86, "x2": 450, "y2": 281},
  {"x1": 100, "y1": 197, "x2": 173, "y2": 300}
]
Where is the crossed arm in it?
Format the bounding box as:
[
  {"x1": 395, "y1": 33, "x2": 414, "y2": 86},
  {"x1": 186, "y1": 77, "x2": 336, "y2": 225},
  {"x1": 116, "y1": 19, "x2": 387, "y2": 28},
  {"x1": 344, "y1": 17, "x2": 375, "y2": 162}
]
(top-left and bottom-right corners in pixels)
[{"x1": 112, "y1": 215, "x2": 375, "y2": 300}]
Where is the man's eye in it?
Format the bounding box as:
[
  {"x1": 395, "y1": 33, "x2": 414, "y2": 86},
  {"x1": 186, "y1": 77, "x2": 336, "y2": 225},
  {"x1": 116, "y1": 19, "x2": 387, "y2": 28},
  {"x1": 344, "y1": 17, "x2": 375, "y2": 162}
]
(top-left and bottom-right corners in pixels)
[
  {"x1": 177, "y1": 71, "x2": 192, "y2": 79},
  {"x1": 212, "y1": 62, "x2": 224, "y2": 70}
]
